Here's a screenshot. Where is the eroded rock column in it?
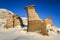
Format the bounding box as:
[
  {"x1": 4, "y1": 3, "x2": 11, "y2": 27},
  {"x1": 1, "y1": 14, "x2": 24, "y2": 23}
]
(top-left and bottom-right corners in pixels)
[
  {"x1": 25, "y1": 5, "x2": 42, "y2": 32},
  {"x1": 25, "y1": 5, "x2": 49, "y2": 35}
]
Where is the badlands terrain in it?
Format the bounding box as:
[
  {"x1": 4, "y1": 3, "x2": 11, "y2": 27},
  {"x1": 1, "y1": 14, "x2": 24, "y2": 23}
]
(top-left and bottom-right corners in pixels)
[{"x1": 0, "y1": 9, "x2": 60, "y2": 40}]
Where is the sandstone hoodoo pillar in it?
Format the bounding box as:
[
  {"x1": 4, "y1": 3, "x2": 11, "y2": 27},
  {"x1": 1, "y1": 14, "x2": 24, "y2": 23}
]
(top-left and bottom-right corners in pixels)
[{"x1": 25, "y1": 5, "x2": 42, "y2": 32}]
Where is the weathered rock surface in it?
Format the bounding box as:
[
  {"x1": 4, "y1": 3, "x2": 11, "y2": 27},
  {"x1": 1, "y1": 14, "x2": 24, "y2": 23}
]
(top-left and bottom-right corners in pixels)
[
  {"x1": 28, "y1": 20, "x2": 42, "y2": 32},
  {"x1": 25, "y1": 5, "x2": 42, "y2": 32},
  {"x1": 45, "y1": 18, "x2": 52, "y2": 24},
  {"x1": 0, "y1": 9, "x2": 23, "y2": 29},
  {"x1": 0, "y1": 6, "x2": 55, "y2": 36},
  {"x1": 25, "y1": 5, "x2": 53, "y2": 36},
  {"x1": 25, "y1": 5, "x2": 40, "y2": 21},
  {"x1": 13, "y1": 15, "x2": 21, "y2": 27}
]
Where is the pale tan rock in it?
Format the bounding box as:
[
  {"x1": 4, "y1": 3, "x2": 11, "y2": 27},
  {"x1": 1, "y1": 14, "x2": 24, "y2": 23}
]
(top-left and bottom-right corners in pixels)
[
  {"x1": 13, "y1": 15, "x2": 21, "y2": 27},
  {"x1": 45, "y1": 18, "x2": 52, "y2": 24},
  {"x1": 25, "y1": 5, "x2": 41, "y2": 32},
  {"x1": 25, "y1": 5, "x2": 48, "y2": 35},
  {"x1": 0, "y1": 9, "x2": 22, "y2": 29},
  {"x1": 39, "y1": 21, "x2": 48, "y2": 36},
  {"x1": 25, "y1": 5, "x2": 40, "y2": 21},
  {"x1": 0, "y1": 10, "x2": 13, "y2": 28},
  {"x1": 5, "y1": 19, "x2": 13, "y2": 29}
]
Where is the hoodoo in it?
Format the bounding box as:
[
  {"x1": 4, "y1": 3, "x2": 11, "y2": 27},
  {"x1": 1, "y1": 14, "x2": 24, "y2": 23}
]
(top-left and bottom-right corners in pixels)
[
  {"x1": 25, "y1": 5, "x2": 42, "y2": 32},
  {"x1": 25, "y1": 5, "x2": 53, "y2": 36}
]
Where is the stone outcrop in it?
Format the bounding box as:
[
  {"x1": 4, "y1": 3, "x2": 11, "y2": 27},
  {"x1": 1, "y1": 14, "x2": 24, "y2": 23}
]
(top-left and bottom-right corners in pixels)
[
  {"x1": 45, "y1": 18, "x2": 54, "y2": 32},
  {"x1": 25, "y1": 5, "x2": 40, "y2": 20},
  {"x1": 45, "y1": 18, "x2": 52, "y2": 24},
  {"x1": 13, "y1": 15, "x2": 20, "y2": 27},
  {"x1": 13, "y1": 15, "x2": 23, "y2": 27},
  {"x1": 25, "y1": 5, "x2": 42, "y2": 32},
  {"x1": 5, "y1": 18, "x2": 13, "y2": 28},
  {"x1": 0, "y1": 6, "x2": 54, "y2": 36},
  {"x1": 28, "y1": 20, "x2": 42, "y2": 32},
  {"x1": 0, "y1": 9, "x2": 23, "y2": 29},
  {"x1": 38, "y1": 21, "x2": 48, "y2": 35},
  {"x1": 25, "y1": 5, "x2": 53, "y2": 36},
  {"x1": 0, "y1": 9, "x2": 13, "y2": 28}
]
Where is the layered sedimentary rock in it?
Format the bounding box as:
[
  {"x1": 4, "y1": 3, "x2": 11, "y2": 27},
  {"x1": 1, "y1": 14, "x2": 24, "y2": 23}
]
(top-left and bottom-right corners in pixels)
[
  {"x1": 25, "y1": 5, "x2": 53, "y2": 35},
  {"x1": 25, "y1": 5, "x2": 48, "y2": 35},
  {"x1": 0, "y1": 9, "x2": 13, "y2": 28},
  {"x1": 25, "y1": 5, "x2": 40, "y2": 20},
  {"x1": 45, "y1": 18, "x2": 52, "y2": 24},
  {"x1": 25, "y1": 5, "x2": 42, "y2": 32},
  {"x1": 45, "y1": 18, "x2": 54, "y2": 32},
  {"x1": 0, "y1": 9, "x2": 23, "y2": 29},
  {"x1": 13, "y1": 15, "x2": 20, "y2": 27},
  {"x1": 28, "y1": 20, "x2": 42, "y2": 32},
  {"x1": 38, "y1": 21, "x2": 48, "y2": 35}
]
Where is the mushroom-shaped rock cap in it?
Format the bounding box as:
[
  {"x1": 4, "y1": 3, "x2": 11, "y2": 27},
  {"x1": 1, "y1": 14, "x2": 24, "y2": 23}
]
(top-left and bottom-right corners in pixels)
[
  {"x1": 25, "y1": 5, "x2": 35, "y2": 10},
  {"x1": 45, "y1": 18, "x2": 52, "y2": 20}
]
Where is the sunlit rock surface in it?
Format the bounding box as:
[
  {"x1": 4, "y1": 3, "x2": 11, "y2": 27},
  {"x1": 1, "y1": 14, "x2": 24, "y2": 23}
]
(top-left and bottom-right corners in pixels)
[{"x1": 0, "y1": 9, "x2": 23, "y2": 29}]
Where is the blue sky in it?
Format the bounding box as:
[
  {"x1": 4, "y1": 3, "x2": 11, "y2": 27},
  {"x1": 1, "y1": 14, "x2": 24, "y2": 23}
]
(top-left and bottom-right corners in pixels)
[{"x1": 0, "y1": 0, "x2": 60, "y2": 27}]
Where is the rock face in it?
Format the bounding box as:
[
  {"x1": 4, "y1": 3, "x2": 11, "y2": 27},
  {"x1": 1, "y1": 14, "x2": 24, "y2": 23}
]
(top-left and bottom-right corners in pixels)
[
  {"x1": 0, "y1": 9, "x2": 23, "y2": 29},
  {"x1": 28, "y1": 20, "x2": 42, "y2": 32},
  {"x1": 39, "y1": 21, "x2": 48, "y2": 35},
  {"x1": 13, "y1": 15, "x2": 21, "y2": 27},
  {"x1": 45, "y1": 18, "x2": 52, "y2": 24},
  {"x1": 0, "y1": 6, "x2": 54, "y2": 36},
  {"x1": 25, "y1": 5, "x2": 53, "y2": 36},
  {"x1": 25, "y1": 5, "x2": 40, "y2": 20},
  {"x1": 25, "y1": 5, "x2": 42, "y2": 32}
]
